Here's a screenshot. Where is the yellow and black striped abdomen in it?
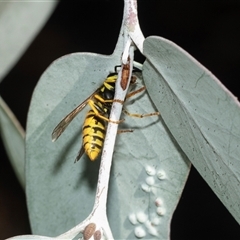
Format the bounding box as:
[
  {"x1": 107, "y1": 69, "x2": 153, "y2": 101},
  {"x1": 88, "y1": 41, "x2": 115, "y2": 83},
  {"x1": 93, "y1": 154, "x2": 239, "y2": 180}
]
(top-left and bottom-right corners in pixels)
[{"x1": 82, "y1": 110, "x2": 106, "y2": 161}]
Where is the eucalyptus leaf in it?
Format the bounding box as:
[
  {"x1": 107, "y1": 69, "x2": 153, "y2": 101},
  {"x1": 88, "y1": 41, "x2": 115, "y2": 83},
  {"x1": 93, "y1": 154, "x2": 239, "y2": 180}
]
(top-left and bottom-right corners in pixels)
[
  {"x1": 143, "y1": 36, "x2": 240, "y2": 224},
  {"x1": 0, "y1": 1, "x2": 58, "y2": 82},
  {"x1": 25, "y1": 51, "x2": 190, "y2": 239},
  {"x1": 0, "y1": 96, "x2": 25, "y2": 188}
]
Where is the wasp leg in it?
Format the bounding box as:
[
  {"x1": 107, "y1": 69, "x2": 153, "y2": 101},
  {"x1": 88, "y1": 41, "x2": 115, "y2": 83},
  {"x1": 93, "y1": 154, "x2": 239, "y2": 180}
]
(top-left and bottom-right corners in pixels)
[
  {"x1": 117, "y1": 129, "x2": 133, "y2": 134},
  {"x1": 124, "y1": 86, "x2": 160, "y2": 117},
  {"x1": 113, "y1": 99, "x2": 124, "y2": 104},
  {"x1": 111, "y1": 86, "x2": 146, "y2": 105},
  {"x1": 94, "y1": 94, "x2": 115, "y2": 103},
  {"x1": 126, "y1": 86, "x2": 146, "y2": 99},
  {"x1": 123, "y1": 108, "x2": 160, "y2": 118},
  {"x1": 88, "y1": 100, "x2": 124, "y2": 124}
]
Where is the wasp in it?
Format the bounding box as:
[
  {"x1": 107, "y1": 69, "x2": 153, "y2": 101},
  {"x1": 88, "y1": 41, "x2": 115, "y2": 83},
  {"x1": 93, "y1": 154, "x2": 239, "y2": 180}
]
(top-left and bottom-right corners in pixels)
[{"x1": 52, "y1": 67, "x2": 159, "y2": 162}]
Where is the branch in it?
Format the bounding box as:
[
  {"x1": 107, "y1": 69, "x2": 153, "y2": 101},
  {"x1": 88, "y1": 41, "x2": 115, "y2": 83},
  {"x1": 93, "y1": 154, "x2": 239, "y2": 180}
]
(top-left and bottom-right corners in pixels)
[{"x1": 124, "y1": 0, "x2": 145, "y2": 53}]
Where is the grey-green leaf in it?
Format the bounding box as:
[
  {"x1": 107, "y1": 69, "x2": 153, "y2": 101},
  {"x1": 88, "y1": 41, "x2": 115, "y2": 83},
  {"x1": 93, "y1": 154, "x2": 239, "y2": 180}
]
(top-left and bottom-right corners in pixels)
[
  {"x1": 25, "y1": 39, "x2": 190, "y2": 239},
  {"x1": 0, "y1": 96, "x2": 25, "y2": 188},
  {"x1": 143, "y1": 36, "x2": 240, "y2": 224},
  {"x1": 0, "y1": 1, "x2": 58, "y2": 82}
]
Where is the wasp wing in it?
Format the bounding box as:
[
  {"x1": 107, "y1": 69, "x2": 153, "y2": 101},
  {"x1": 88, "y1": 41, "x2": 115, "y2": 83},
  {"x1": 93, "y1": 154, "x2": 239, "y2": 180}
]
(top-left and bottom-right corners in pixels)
[
  {"x1": 74, "y1": 145, "x2": 85, "y2": 163},
  {"x1": 51, "y1": 88, "x2": 100, "y2": 142}
]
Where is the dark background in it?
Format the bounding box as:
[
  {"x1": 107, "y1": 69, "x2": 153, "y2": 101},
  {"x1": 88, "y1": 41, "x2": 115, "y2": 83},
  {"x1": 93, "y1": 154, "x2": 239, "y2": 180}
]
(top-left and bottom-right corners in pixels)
[{"x1": 1, "y1": 1, "x2": 240, "y2": 239}]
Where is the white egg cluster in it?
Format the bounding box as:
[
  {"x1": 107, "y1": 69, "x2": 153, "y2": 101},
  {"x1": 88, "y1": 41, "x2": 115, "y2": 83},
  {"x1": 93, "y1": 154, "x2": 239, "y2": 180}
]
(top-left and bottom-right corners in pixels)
[
  {"x1": 141, "y1": 165, "x2": 166, "y2": 193},
  {"x1": 128, "y1": 165, "x2": 167, "y2": 238}
]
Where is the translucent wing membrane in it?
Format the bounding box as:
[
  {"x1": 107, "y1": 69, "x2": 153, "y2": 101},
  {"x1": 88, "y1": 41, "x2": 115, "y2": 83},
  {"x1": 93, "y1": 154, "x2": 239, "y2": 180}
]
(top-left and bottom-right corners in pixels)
[{"x1": 51, "y1": 89, "x2": 100, "y2": 142}]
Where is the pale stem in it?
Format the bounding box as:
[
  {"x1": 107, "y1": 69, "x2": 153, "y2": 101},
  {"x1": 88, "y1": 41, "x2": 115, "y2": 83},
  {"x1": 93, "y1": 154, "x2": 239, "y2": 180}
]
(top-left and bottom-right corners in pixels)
[
  {"x1": 87, "y1": 0, "x2": 143, "y2": 238},
  {"x1": 124, "y1": 0, "x2": 145, "y2": 53}
]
